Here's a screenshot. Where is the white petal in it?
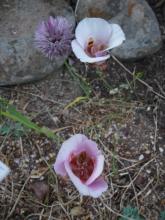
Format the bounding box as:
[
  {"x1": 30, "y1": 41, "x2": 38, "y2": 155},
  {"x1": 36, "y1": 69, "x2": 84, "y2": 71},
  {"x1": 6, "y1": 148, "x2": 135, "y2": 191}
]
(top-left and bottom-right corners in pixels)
[
  {"x1": 54, "y1": 134, "x2": 88, "y2": 176},
  {"x1": 0, "y1": 161, "x2": 10, "y2": 182},
  {"x1": 106, "y1": 24, "x2": 126, "y2": 50},
  {"x1": 75, "y1": 18, "x2": 112, "y2": 48},
  {"x1": 71, "y1": 40, "x2": 110, "y2": 63},
  {"x1": 65, "y1": 160, "x2": 107, "y2": 198},
  {"x1": 86, "y1": 154, "x2": 104, "y2": 185},
  {"x1": 88, "y1": 177, "x2": 108, "y2": 198},
  {"x1": 64, "y1": 160, "x2": 90, "y2": 196}
]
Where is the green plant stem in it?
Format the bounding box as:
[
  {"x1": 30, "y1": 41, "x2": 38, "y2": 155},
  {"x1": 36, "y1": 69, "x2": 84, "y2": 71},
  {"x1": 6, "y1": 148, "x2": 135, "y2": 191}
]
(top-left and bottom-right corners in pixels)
[{"x1": 0, "y1": 97, "x2": 59, "y2": 141}]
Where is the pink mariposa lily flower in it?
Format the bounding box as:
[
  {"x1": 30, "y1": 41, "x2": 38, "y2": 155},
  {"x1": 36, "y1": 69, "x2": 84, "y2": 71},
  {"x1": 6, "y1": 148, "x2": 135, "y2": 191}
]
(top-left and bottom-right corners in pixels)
[
  {"x1": 54, "y1": 134, "x2": 108, "y2": 198},
  {"x1": 71, "y1": 17, "x2": 125, "y2": 63}
]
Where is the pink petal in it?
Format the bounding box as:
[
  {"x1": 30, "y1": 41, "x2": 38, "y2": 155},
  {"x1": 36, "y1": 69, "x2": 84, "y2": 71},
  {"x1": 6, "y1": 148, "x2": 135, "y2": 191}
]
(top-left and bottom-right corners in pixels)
[
  {"x1": 65, "y1": 161, "x2": 107, "y2": 198},
  {"x1": 85, "y1": 154, "x2": 104, "y2": 185},
  {"x1": 106, "y1": 24, "x2": 126, "y2": 50},
  {"x1": 0, "y1": 161, "x2": 10, "y2": 182},
  {"x1": 72, "y1": 137, "x2": 105, "y2": 184},
  {"x1": 80, "y1": 138, "x2": 100, "y2": 157},
  {"x1": 88, "y1": 177, "x2": 108, "y2": 198},
  {"x1": 71, "y1": 40, "x2": 110, "y2": 63},
  {"x1": 64, "y1": 160, "x2": 90, "y2": 195},
  {"x1": 54, "y1": 162, "x2": 66, "y2": 177},
  {"x1": 68, "y1": 138, "x2": 105, "y2": 184},
  {"x1": 75, "y1": 18, "x2": 112, "y2": 48},
  {"x1": 54, "y1": 134, "x2": 89, "y2": 176}
]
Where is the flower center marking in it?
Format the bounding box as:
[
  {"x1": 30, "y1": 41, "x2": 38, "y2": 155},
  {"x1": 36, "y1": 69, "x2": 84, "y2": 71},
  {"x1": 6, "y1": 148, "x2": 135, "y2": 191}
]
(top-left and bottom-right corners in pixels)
[
  {"x1": 70, "y1": 151, "x2": 94, "y2": 182},
  {"x1": 85, "y1": 38, "x2": 108, "y2": 58},
  {"x1": 87, "y1": 37, "x2": 94, "y2": 49}
]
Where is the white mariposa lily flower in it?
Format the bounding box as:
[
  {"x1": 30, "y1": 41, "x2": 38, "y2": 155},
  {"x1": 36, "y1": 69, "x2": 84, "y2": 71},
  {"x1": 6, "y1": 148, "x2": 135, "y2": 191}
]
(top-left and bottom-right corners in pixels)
[
  {"x1": 71, "y1": 17, "x2": 125, "y2": 64},
  {"x1": 0, "y1": 161, "x2": 10, "y2": 182}
]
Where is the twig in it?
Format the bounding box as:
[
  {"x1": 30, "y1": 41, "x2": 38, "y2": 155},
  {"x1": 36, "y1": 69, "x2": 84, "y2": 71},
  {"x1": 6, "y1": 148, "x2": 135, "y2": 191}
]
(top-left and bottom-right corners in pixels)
[
  {"x1": 128, "y1": 172, "x2": 139, "y2": 209},
  {"x1": 19, "y1": 137, "x2": 24, "y2": 156},
  {"x1": 131, "y1": 178, "x2": 154, "y2": 201},
  {"x1": 75, "y1": 0, "x2": 80, "y2": 17},
  {"x1": 25, "y1": 213, "x2": 59, "y2": 220},
  {"x1": 100, "y1": 198, "x2": 133, "y2": 220},
  {"x1": 120, "y1": 157, "x2": 155, "y2": 208},
  {"x1": 48, "y1": 205, "x2": 53, "y2": 220},
  {"x1": 112, "y1": 55, "x2": 165, "y2": 100},
  {"x1": 6, "y1": 175, "x2": 31, "y2": 219},
  {"x1": 58, "y1": 202, "x2": 71, "y2": 220},
  {"x1": 154, "y1": 79, "x2": 165, "y2": 96},
  {"x1": 118, "y1": 161, "x2": 142, "y2": 172},
  {"x1": 39, "y1": 208, "x2": 45, "y2": 220},
  {"x1": 153, "y1": 104, "x2": 158, "y2": 152},
  {"x1": 12, "y1": 89, "x2": 64, "y2": 106},
  {"x1": 155, "y1": 0, "x2": 165, "y2": 8}
]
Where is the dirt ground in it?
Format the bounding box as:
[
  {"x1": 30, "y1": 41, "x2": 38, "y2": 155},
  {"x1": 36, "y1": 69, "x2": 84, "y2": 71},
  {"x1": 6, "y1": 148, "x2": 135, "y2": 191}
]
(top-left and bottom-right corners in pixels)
[{"x1": 0, "y1": 1, "x2": 165, "y2": 220}]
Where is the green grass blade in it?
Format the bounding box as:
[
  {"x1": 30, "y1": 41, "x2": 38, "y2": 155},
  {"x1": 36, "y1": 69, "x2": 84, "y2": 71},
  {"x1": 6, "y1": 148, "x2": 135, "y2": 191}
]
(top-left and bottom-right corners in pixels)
[
  {"x1": 64, "y1": 61, "x2": 92, "y2": 97},
  {"x1": 0, "y1": 97, "x2": 58, "y2": 140}
]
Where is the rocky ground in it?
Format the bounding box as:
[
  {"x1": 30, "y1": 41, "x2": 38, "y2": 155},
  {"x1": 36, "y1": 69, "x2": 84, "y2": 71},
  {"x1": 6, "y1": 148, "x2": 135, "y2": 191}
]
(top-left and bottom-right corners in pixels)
[{"x1": 0, "y1": 0, "x2": 165, "y2": 220}]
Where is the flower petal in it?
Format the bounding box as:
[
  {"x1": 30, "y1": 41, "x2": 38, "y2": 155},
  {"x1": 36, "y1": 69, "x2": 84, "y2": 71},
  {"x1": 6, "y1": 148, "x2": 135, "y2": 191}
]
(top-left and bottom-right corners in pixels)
[
  {"x1": 0, "y1": 161, "x2": 10, "y2": 182},
  {"x1": 81, "y1": 139, "x2": 105, "y2": 184},
  {"x1": 64, "y1": 160, "x2": 90, "y2": 195},
  {"x1": 71, "y1": 40, "x2": 110, "y2": 63},
  {"x1": 88, "y1": 177, "x2": 108, "y2": 198},
  {"x1": 75, "y1": 18, "x2": 112, "y2": 48},
  {"x1": 54, "y1": 134, "x2": 89, "y2": 176},
  {"x1": 65, "y1": 161, "x2": 107, "y2": 197},
  {"x1": 80, "y1": 138, "x2": 99, "y2": 156},
  {"x1": 35, "y1": 16, "x2": 73, "y2": 59},
  {"x1": 54, "y1": 162, "x2": 66, "y2": 177},
  {"x1": 86, "y1": 154, "x2": 104, "y2": 185},
  {"x1": 106, "y1": 24, "x2": 126, "y2": 50}
]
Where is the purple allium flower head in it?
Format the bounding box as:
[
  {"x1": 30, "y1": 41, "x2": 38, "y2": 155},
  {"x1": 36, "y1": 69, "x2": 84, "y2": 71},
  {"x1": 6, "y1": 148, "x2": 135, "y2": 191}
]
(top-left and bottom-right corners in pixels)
[{"x1": 35, "y1": 16, "x2": 73, "y2": 60}]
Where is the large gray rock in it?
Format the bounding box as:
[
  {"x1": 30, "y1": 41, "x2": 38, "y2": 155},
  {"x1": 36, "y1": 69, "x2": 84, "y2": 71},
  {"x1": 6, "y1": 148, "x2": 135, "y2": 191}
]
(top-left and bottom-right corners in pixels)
[
  {"x1": 75, "y1": 0, "x2": 121, "y2": 20},
  {"x1": 76, "y1": 0, "x2": 162, "y2": 60},
  {"x1": 0, "y1": 0, "x2": 75, "y2": 85}
]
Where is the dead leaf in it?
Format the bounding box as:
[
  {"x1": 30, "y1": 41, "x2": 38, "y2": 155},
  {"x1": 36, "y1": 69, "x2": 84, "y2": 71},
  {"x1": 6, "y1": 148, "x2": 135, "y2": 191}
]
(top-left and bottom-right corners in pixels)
[
  {"x1": 70, "y1": 206, "x2": 85, "y2": 216},
  {"x1": 29, "y1": 181, "x2": 49, "y2": 202},
  {"x1": 30, "y1": 167, "x2": 49, "y2": 179}
]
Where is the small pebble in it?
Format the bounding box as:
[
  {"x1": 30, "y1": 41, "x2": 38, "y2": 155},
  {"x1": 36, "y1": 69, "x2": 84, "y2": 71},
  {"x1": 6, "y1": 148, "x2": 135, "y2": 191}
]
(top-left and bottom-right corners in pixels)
[
  {"x1": 45, "y1": 156, "x2": 49, "y2": 161},
  {"x1": 150, "y1": 135, "x2": 154, "y2": 139},
  {"x1": 159, "y1": 147, "x2": 164, "y2": 153},
  {"x1": 31, "y1": 154, "x2": 36, "y2": 159},
  {"x1": 49, "y1": 153, "x2": 55, "y2": 158},
  {"x1": 146, "y1": 169, "x2": 151, "y2": 174},
  {"x1": 25, "y1": 158, "x2": 29, "y2": 162},
  {"x1": 139, "y1": 154, "x2": 144, "y2": 160},
  {"x1": 147, "y1": 106, "x2": 151, "y2": 111},
  {"x1": 145, "y1": 150, "x2": 150, "y2": 154},
  {"x1": 14, "y1": 159, "x2": 20, "y2": 164}
]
